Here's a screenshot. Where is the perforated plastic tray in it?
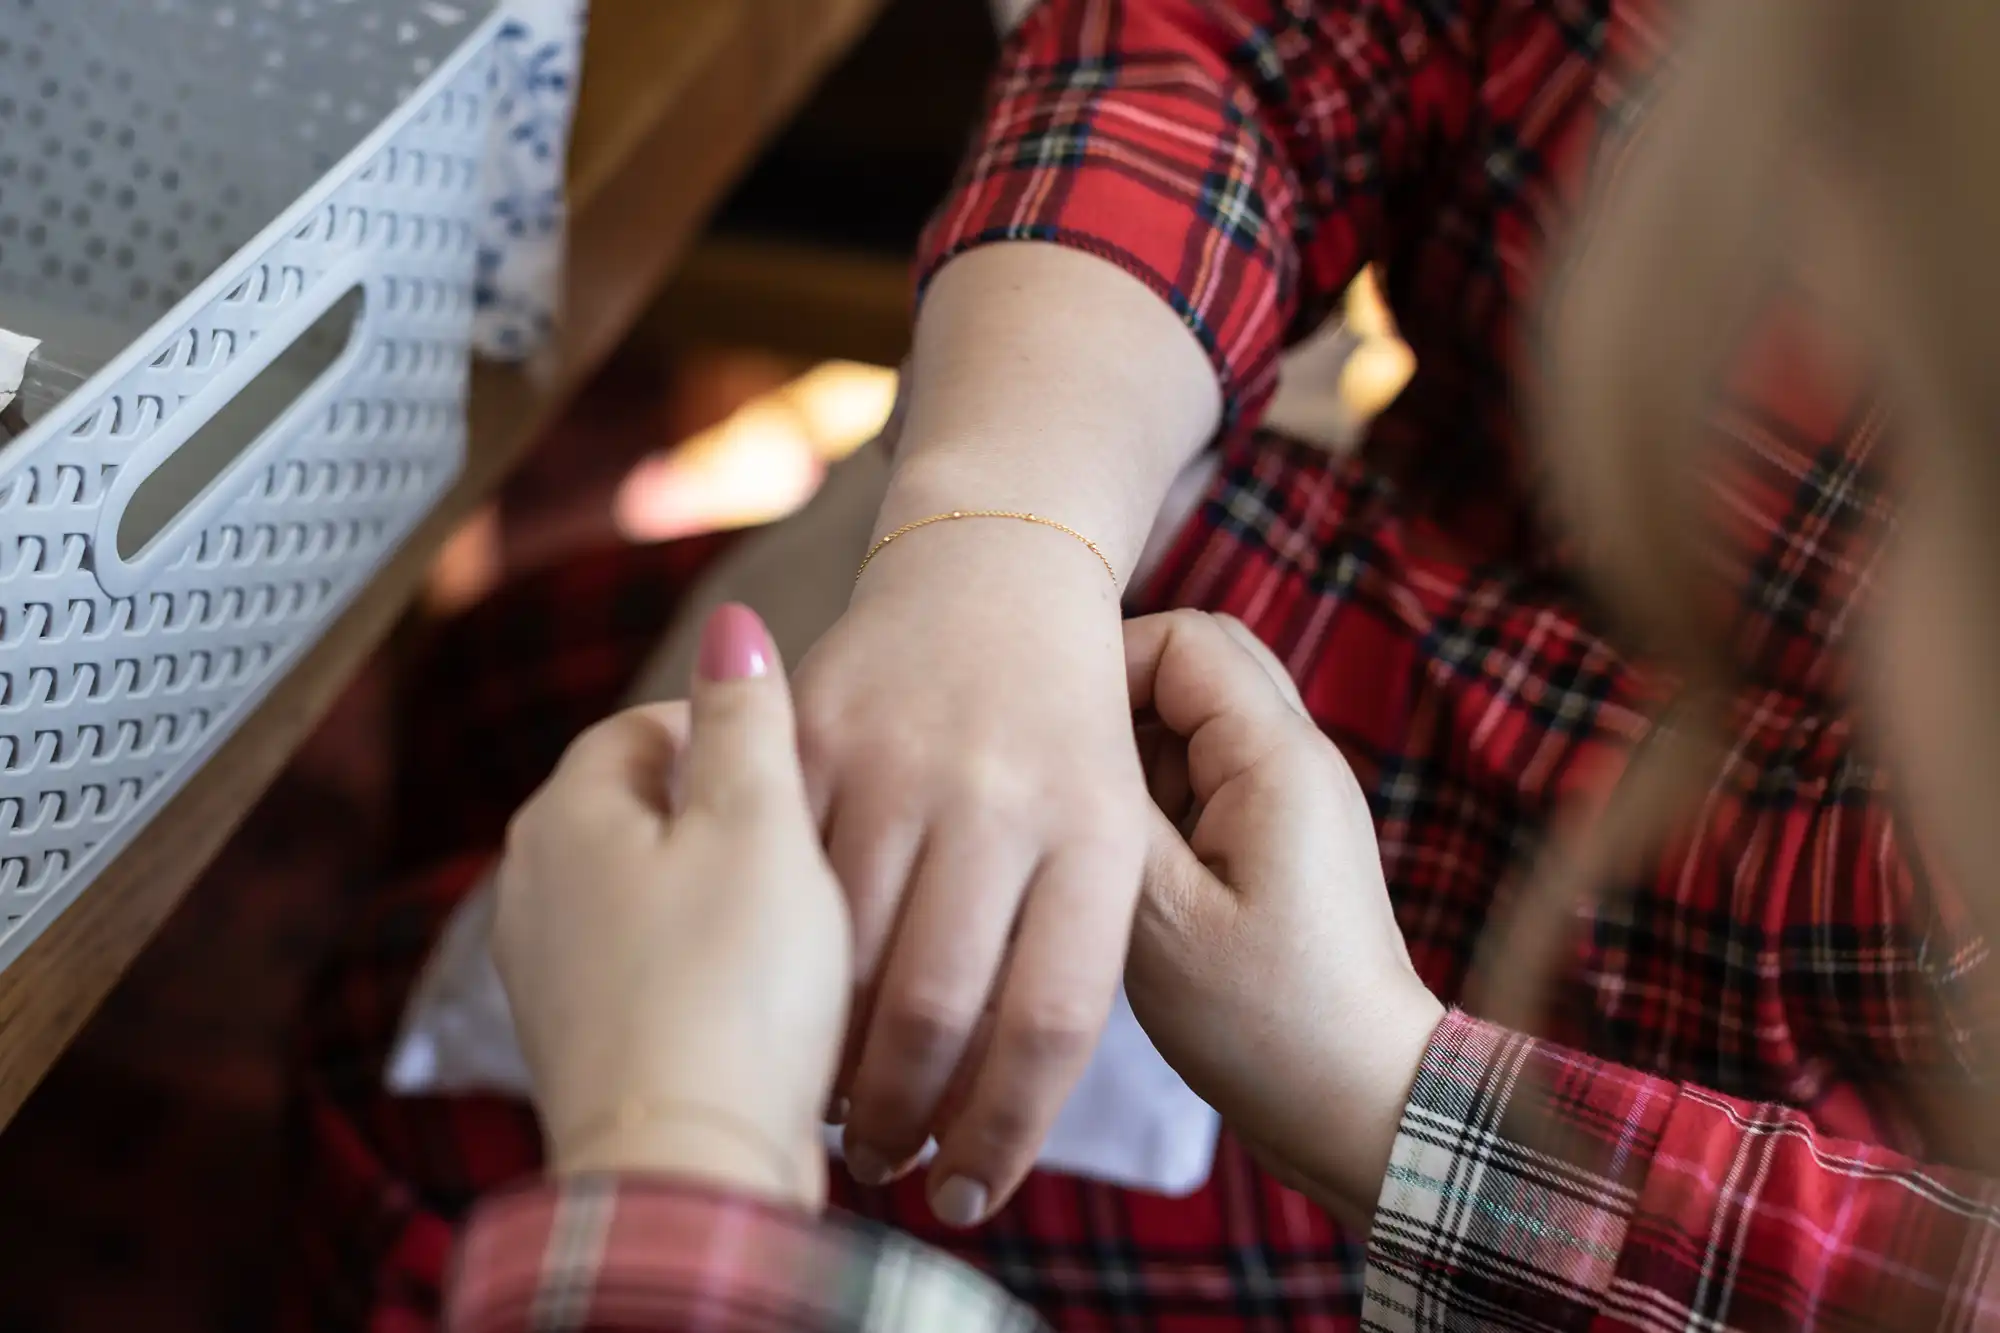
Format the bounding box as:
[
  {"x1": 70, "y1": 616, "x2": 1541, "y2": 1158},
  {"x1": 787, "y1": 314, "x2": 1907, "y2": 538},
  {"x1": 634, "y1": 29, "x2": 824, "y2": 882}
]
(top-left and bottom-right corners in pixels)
[{"x1": 0, "y1": 0, "x2": 503, "y2": 971}]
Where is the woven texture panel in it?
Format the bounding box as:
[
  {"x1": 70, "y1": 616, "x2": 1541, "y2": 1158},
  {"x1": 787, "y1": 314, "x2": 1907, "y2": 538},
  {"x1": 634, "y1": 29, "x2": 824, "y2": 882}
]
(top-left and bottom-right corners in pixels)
[{"x1": 0, "y1": 4, "x2": 498, "y2": 969}]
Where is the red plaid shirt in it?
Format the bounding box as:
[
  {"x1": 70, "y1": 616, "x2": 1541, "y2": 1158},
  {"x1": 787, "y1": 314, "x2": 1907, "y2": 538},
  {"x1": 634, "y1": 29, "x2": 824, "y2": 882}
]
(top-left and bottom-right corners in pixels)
[
  {"x1": 289, "y1": 1, "x2": 2000, "y2": 1329},
  {"x1": 446, "y1": 1179, "x2": 1043, "y2": 1332},
  {"x1": 912, "y1": 0, "x2": 2000, "y2": 1326}
]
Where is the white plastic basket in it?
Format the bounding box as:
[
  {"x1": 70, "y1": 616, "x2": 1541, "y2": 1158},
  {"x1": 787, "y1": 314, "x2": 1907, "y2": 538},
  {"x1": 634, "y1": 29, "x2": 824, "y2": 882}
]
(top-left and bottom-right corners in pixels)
[{"x1": 0, "y1": 0, "x2": 504, "y2": 971}]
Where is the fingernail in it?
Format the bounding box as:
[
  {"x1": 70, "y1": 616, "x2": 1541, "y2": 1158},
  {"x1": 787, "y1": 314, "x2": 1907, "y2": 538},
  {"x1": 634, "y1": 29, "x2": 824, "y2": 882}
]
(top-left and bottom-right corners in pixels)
[
  {"x1": 824, "y1": 1097, "x2": 850, "y2": 1127},
  {"x1": 698, "y1": 603, "x2": 771, "y2": 682},
  {"x1": 846, "y1": 1142, "x2": 895, "y2": 1187},
  {"x1": 931, "y1": 1176, "x2": 989, "y2": 1229}
]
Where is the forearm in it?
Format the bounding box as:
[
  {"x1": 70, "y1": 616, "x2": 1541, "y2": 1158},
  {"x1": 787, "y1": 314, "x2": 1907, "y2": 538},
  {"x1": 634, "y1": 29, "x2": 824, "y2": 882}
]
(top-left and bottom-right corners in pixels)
[
  {"x1": 885, "y1": 243, "x2": 1222, "y2": 577},
  {"x1": 903, "y1": 0, "x2": 1481, "y2": 566}
]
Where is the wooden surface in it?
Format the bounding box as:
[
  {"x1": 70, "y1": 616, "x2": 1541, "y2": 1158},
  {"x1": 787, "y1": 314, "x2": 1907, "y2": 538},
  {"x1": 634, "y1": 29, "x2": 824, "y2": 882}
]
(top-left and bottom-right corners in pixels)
[
  {"x1": 643, "y1": 236, "x2": 914, "y2": 368},
  {"x1": 0, "y1": 0, "x2": 887, "y2": 1131}
]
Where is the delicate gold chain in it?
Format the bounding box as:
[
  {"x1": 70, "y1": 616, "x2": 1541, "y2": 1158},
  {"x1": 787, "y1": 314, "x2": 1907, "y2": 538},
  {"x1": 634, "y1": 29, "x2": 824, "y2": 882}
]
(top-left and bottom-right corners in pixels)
[
  {"x1": 855, "y1": 510, "x2": 1118, "y2": 587},
  {"x1": 557, "y1": 1097, "x2": 800, "y2": 1196}
]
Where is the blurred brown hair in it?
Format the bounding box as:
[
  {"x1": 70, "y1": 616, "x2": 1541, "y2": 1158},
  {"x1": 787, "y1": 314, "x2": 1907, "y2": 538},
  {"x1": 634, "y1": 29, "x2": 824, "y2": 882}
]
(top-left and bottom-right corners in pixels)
[{"x1": 1470, "y1": 0, "x2": 2000, "y2": 1052}]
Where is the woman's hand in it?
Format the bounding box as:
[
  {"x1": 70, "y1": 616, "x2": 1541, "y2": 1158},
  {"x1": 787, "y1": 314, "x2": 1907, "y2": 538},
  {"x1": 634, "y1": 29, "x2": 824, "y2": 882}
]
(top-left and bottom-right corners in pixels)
[
  {"x1": 790, "y1": 242, "x2": 1221, "y2": 1229},
  {"x1": 795, "y1": 511, "x2": 1150, "y2": 1225},
  {"x1": 493, "y1": 605, "x2": 851, "y2": 1214},
  {"x1": 1121, "y1": 610, "x2": 1446, "y2": 1228}
]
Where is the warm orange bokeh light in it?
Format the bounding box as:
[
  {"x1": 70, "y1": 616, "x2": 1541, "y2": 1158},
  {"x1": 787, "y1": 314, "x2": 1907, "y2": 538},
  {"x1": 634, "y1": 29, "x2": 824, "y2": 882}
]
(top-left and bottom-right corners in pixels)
[
  {"x1": 1340, "y1": 267, "x2": 1414, "y2": 421},
  {"x1": 614, "y1": 361, "x2": 899, "y2": 544}
]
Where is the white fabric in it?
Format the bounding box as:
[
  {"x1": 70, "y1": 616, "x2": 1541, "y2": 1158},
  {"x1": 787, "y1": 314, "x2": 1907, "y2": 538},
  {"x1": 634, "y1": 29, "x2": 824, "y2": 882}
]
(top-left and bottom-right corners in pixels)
[
  {"x1": 386, "y1": 869, "x2": 1222, "y2": 1196},
  {"x1": 0, "y1": 329, "x2": 38, "y2": 415},
  {"x1": 386, "y1": 875, "x2": 529, "y2": 1092}
]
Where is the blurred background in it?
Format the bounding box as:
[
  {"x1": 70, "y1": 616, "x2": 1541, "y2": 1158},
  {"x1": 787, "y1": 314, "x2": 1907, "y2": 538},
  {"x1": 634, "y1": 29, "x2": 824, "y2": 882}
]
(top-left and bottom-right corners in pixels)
[{"x1": 0, "y1": 3, "x2": 1410, "y2": 1327}]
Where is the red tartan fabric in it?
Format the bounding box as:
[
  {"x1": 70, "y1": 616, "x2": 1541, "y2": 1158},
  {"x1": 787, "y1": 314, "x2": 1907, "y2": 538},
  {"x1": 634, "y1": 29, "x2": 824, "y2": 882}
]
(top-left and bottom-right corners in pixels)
[
  {"x1": 448, "y1": 1180, "x2": 1043, "y2": 1332},
  {"x1": 1366, "y1": 1013, "x2": 2000, "y2": 1332},
  {"x1": 282, "y1": 0, "x2": 2000, "y2": 1328},
  {"x1": 388, "y1": 534, "x2": 739, "y2": 873}
]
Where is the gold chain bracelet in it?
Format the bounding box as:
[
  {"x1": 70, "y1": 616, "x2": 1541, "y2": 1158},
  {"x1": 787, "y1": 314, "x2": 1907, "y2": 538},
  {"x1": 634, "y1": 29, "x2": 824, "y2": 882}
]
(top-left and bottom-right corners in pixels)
[{"x1": 855, "y1": 510, "x2": 1118, "y2": 587}]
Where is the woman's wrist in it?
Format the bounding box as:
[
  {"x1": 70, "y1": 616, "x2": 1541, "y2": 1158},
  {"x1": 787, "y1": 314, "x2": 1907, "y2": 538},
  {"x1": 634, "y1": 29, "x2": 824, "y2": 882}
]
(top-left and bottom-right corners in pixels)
[
  {"x1": 1315, "y1": 980, "x2": 1447, "y2": 1226},
  {"x1": 551, "y1": 1107, "x2": 826, "y2": 1215},
  {"x1": 854, "y1": 455, "x2": 1148, "y2": 613},
  {"x1": 880, "y1": 442, "x2": 1167, "y2": 580}
]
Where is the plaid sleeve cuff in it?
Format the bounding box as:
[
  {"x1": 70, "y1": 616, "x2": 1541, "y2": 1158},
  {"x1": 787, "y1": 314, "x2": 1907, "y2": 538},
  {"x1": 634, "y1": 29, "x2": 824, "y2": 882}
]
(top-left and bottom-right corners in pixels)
[
  {"x1": 1361, "y1": 1010, "x2": 1676, "y2": 1332},
  {"x1": 447, "y1": 1176, "x2": 1043, "y2": 1333},
  {"x1": 913, "y1": 0, "x2": 1309, "y2": 429}
]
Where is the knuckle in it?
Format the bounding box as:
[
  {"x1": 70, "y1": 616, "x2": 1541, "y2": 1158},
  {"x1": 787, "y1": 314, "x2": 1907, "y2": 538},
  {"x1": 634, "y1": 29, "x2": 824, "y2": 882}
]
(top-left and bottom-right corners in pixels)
[
  {"x1": 1002, "y1": 998, "x2": 1099, "y2": 1069},
  {"x1": 878, "y1": 993, "x2": 978, "y2": 1068},
  {"x1": 565, "y1": 712, "x2": 630, "y2": 763},
  {"x1": 793, "y1": 696, "x2": 846, "y2": 760},
  {"x1": 700, "y1": 750, "x2": 801, "y2": 816},
  {"x1": 855, "y1": 737, "x2": 927, "y2": 793},
  {"x1": 831, "y1": 750, "x2": 929, "y2": 830},
  {"x1": 1057, "y1": 791, "x2": 1146, "y2": 850},
  {"x1": 1179, "y1": 608, "x2": 1238, "y2": 652},
  {"x1": 1190, "y1": 611, "x2": 1280, "y2": 679},
  {"x1": 792, "y1": 702, "x2": 828, "y2": 750},
  {"x1": 949, "y1": 747, "x2": 1035, "y2": 808},
  {"x1": 960, "y1": 1094, "x2": 1043, "y2": 1161}
]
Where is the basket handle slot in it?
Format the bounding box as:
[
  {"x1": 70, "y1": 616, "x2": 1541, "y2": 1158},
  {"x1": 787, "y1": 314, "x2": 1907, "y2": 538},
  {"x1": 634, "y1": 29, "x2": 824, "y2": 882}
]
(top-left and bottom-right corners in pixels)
[
  {"x1": 90, "y1": 258, "x2": 372, "y2": 600},
  {"x1": 115, "y1": 286, "x2": 367, "y2": 561}
]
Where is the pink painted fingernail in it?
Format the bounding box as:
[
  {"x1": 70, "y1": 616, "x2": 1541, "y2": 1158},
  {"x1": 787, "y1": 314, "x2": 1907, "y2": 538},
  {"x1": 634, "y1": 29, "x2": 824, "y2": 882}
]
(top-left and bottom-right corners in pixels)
[{"x1": 698, "y1": 604, "x2": 772, "y2": 682}]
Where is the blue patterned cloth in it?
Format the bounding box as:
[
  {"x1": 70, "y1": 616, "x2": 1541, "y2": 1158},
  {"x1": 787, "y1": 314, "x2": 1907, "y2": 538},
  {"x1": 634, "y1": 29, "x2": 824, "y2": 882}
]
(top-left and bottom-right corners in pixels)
[{"x1": 475, "y1": 0, "x2": 588, "y2": 361}]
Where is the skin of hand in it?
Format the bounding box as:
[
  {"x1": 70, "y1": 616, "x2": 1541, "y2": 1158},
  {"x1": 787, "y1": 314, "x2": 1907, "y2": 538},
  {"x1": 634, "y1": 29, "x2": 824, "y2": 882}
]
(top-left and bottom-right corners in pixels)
[
  {"x1": 492, "y1": 604, "x2": 852, "y2": 1213},
  {"x1": 1120, "y1": 610, "x2": 1447, "y2": 1230},
  {"x1": 792, "y1": 242, "x2": 1222, "y2": 1229}
]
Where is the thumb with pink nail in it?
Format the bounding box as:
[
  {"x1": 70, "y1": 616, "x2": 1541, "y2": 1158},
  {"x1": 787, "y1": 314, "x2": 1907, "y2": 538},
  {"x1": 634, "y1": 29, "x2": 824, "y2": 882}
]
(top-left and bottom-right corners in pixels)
[{"x1": 492, "y1": 603, "x2": 853, "y2": 1213}]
